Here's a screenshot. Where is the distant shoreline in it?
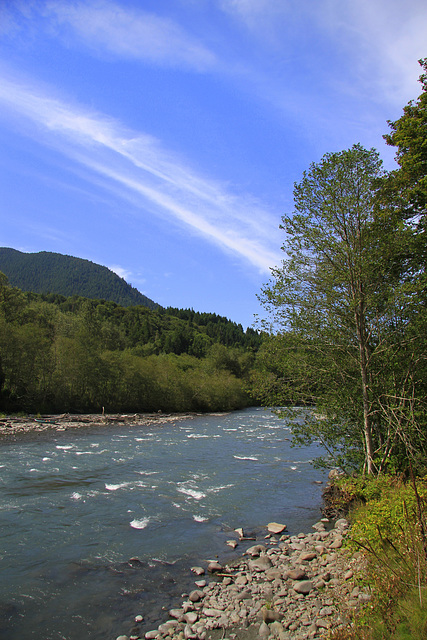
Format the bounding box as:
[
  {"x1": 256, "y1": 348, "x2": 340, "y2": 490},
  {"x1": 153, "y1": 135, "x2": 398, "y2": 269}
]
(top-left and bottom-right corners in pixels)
[{"x1": 0, "y1": 411, "x2": 214, "y2": 442}]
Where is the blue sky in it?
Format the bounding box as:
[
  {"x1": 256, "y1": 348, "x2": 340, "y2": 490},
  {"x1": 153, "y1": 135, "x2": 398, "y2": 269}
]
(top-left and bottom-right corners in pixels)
[{"x1": 0, "y1": 0, "x2": 426, "y2": 328}]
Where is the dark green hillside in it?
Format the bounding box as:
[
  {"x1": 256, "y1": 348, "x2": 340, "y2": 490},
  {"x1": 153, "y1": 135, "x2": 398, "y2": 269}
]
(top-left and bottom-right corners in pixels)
[
  {"x1": 0, "y1": 248, "x2": 160, "y2": 310},
  {"x1": 0, "y1": 275, "x2": 263, "y2": 414}
]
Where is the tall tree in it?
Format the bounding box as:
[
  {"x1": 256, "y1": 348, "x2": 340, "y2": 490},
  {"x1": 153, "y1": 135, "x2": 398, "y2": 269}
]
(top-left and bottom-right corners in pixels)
[
  {"x1": 384, "y1": 58, "x2": 427, "y2": 227},
  {"x1": 382, "y1": 58, "x2": 427, "y2": 306},
  {"x1": 259, "y1": 144, "x2": 393, "y2": 474},
  {"x1": 378, "y1": 58, "x2": 427, "y2": 470}
]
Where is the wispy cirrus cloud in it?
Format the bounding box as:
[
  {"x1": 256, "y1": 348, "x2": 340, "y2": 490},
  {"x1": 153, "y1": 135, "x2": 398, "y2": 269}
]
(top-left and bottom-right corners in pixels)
[
  {"x1": 42, "y1": 0, "x2": 217, "y2": 70},
  {"x1": 0, "y1": 74, "x2": 281, "y2": 272},
  {"x1": 219, "y1": 0, "x2": 427, "y2": 106}
]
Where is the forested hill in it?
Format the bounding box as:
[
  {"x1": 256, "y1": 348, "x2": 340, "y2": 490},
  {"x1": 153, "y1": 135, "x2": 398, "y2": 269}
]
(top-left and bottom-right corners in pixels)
[
  {"x1": 0, "y1": 248, "x2": 160, "y2": 310},
  {"x1": 0, "y1": 274, "x2": 263, "y2": 414}
]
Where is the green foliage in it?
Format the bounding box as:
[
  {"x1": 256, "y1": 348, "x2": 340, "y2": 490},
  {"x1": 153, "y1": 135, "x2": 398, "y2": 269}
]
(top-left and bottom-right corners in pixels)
[
  {"x1": 0, "y1": 248, "x2": 160, "y2": 309},
  {"x1": 344, "y1": 476, "x2": 427, "y2": 552},
  {"x1": 256, "y1": 144, "x2": 408, "y2": 473},
  {"x1": 328, "y1": 477, "x2": 427, "y2": 640},
  {"x1": 254, "y1": 102, "x2": 427, "y2": 475},
  {"x1": 384, "y1": 58, "x2": 427, "y2": 222},
  {"x1": 0, "y1": 275, "x2": 259, "y2": 414}
]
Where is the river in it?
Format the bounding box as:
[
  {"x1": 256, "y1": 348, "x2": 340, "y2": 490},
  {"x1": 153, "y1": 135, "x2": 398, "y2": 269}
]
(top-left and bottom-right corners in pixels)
[{"x1": 0, "y1": 407, "x2": 327, "y2": 639}]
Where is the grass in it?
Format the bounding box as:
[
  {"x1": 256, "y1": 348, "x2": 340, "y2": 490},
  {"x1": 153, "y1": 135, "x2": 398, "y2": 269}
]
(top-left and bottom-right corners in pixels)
[{"x1": 327, "y1": 474, "x2": 427, "y2": 640}]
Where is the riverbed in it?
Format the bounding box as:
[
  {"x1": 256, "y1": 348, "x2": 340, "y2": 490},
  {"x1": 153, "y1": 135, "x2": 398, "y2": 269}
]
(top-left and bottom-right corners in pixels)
[{"x1": 0, "y1": 407, "x2": 327, "y2": 639}]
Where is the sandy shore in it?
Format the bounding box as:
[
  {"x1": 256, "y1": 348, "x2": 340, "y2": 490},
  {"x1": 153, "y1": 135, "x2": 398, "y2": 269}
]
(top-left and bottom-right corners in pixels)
[{"x1": 0, "y1": 411, "x2": 200, "y2": 441}]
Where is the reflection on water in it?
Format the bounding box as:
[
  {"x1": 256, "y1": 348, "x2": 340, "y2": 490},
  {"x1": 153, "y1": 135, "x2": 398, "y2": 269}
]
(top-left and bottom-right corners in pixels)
[{"x1": 0, "y1": 407, "x2": 326, "y2": 639}]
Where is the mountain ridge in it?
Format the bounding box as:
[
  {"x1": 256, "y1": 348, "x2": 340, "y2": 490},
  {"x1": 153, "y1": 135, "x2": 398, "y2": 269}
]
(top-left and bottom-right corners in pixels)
[{"x1": 0, "y1": 247, "x2": 160, "y2": 310}]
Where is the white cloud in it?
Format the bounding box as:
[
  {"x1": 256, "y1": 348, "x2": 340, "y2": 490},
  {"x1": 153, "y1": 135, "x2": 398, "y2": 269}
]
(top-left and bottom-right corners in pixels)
[
  {"x1": 219, "y1": 0, "x2": 290, "y2": 28},
  {"x1": 314, "y1": 0, "x2": 427, "y2": 104},
  {"x1": 0, "y1": 74, "x2": 281, "y2": 273},
  {"x1": 219, "y1": 0, "x2": 427, "y2": 107},
  {"x1": 108, "y1": 264, "x2": 132, "y2": 281},
  {"x1": 43, "y1": 0, "x2": 216, "y2": 70}
]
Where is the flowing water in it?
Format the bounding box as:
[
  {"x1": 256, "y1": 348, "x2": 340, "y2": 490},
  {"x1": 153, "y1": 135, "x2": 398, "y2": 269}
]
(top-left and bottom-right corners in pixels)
[{"x1": 0, "y1": 407, "x2": 327, "y2": 640}]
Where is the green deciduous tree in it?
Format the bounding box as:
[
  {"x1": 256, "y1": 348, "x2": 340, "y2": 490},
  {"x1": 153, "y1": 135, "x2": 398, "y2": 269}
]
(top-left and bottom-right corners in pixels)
[
  {"x1": 258, "y1": 144, "x2": 403, "y2": 474},
  {"x1": 384, "y1": 58, "x2": 427, "y2": 226}
]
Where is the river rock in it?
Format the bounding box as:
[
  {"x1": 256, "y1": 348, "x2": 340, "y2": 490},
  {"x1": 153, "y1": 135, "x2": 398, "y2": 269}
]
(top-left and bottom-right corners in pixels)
[
  {"x1": 265, "y1": 568, "x2": 283, "y2": 581},
  {"x1": 267, "y1": 522, "x2": 287, "y2": 534},
  {"x1": 236, "y1": 589, "x2": 253, "y2": 602},
  {"x1": 184, "y1": 624, "x2": 197, "y2": 639},
  {"x1": 184, "y1": 611, "x2": 199, "y2": 624},
  {"x1": 289, "y1": 542, "x2": 305, "y2": 551},
  {"x1": 328, "y1": 468, "x2": 344, "y2": 480},
  {"x1": 270, "y1": 621, "x2": 288, "y2": 640},
  {"x1": 144, "y1": 631, "x2": 158, "y2": 639},
  {"x1": 158, "y1": 621, "x2": 177, "y2": 634},
  {"x1": 299, "y1": 552, "x2": 317, "y2": 561},
  {"x1": 261, "y1": 607, "x2": 283, "y2": 623},
  {"x1": 246, "y1": 544, "x2": 266, "y2": 557},
  {"x1": 286, "y1": 568, "x2": 307, "y2": 580},
  {"x1": 203, "y1": 607, "x2": 223, "y2": 617},
  {"x1": 319, "y1": 606, "x2": 335, "y2": 616},
  {"x1": 169, "y1": 608, "x2": 184, "y2": 619},
  {"x1": 207, "y1": 561, "x2": 223, "y2": 573},
  {"x1": 293, "y1": 580, "x2": 315, "y2": 594},
  {"x1": 330, "y1": 536, "x2": 343, "y2": 549},
  {"x1": 191, "y1": 566, "x2": 205, "y2": 576},
  {"x1": 143, "y1": 506, "x2": 367, "y2": 640},
  {"x1": 249, "y1": 556, "x2": 273, "y2": 572},
  {"x1": 189, "y1": 590, "x2": 204, "y2": 602}
]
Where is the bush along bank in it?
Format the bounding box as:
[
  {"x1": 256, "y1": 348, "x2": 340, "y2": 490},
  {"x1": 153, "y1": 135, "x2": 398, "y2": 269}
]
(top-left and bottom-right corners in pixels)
[
  {"x1": 326, "y1": 473, "x2": 427, "y2": 640},
  {"x1": 116, "y1": 515, "x2": 369, "y2": 640}
]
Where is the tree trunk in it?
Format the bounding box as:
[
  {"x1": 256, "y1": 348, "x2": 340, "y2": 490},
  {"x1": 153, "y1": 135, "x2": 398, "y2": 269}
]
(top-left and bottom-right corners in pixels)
[{"x1": 355, "y1": 307, "x2": 375, "y2": 474}]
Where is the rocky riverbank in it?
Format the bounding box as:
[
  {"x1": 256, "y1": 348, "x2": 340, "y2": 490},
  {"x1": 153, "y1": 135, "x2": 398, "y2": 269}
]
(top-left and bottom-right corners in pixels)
[
  {"x1": 0, "y1": 412, "x2": 199, "y2": 441},
  {"x1": 119, "y1": 517, "x2": 367, "y2": 640}
]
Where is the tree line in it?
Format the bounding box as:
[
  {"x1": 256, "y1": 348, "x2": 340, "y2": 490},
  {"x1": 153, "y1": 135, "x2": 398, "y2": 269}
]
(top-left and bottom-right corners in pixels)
[
  {"x1": 0, "y1": 283, "x2": 262, "y2": 415},
  {"x1": 251, "y1": 59, "x2": 427, "y2": 476}
]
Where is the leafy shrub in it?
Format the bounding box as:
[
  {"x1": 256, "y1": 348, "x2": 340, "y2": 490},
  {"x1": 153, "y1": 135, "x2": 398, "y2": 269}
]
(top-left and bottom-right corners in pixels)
[{"x1": 328, "y1": 475, "x2": 427, "y2": 640}]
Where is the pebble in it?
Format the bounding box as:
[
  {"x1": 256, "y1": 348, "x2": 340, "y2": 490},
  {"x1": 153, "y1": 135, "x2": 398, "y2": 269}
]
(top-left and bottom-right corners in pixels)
[
  {"x1": 226, "y1": 540, "x2": 238, "y2": 549},
  {"x1": 128, "y1": 516, "x2": 367, "y2": 640},
  {"x1": 267, "y1": 522, "x2": 287, "y2": 534}
]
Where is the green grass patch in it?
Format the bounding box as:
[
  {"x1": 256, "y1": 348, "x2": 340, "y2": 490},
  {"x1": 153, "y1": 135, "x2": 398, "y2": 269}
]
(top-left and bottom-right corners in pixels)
[{"x1": 328, "y1": 475, "x2": 427, "y2": 640}]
